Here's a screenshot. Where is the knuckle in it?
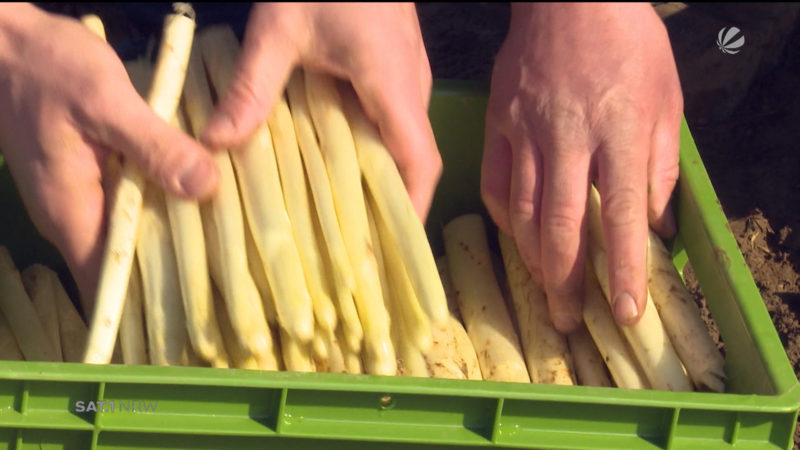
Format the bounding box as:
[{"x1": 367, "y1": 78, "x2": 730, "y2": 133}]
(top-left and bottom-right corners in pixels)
[
  {"x1": 508, "y1": 195, "x2": 536, "y2": 224},
  {"x1": 547, "y1": 281, "x2": 583, "y2": 305},
  {"x1": 654, "y1": 161, "x2": 680, "y2": 188},
  {"x1": 80, "y1": 84, "x2": 122, "y2": 129},
  {"x1": 536, "y1": 94, "x2": 586, "y2": 132},
  {"x1": 226, "y1": 76, "x2": 264, "y2": 118},
  {"x1": 541, "y1": 210, "x2": 583, "y2": 244},
  {"x1": 601, "y1": 187, "x2": 645, "y2": 231}
]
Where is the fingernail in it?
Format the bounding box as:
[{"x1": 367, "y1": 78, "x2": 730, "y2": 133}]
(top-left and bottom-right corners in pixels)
[
  {"x1": 178, "y1": 156, "x2": 218, "y2": 198},
  {"x1": 552, "y1": 312, "x2": 578, "y2": 333},
  {"x1": 614, "y1": 292, "x2": 639, "y2": 325}
]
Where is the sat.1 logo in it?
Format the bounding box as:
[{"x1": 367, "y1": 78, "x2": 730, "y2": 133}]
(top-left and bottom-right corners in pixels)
[{"x1": 717, "y1": 26, "x2": 745, "y2": 55}]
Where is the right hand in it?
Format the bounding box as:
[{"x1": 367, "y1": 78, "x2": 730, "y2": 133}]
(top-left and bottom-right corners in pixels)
[
  {"x1": 201, "y1": 3, "x2": 441, "y2": 221},
  {"x1": 480, "y1": 3, "x2": 682, "y2": 332},
  {"x1": 0, "y1": 4, "x2": 219, "y2": 306}
]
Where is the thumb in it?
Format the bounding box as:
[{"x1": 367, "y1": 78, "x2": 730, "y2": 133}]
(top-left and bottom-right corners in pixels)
[
  {"x1": 91, "y1": 90, "x2": 219, "y2": 200},
  {"x1": 201, "y1": 7, "x2": 299, "y2": 149}
]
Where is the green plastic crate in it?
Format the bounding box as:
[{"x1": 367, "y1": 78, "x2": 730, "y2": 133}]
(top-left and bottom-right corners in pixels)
[{"x1": 0, "y1": 81, "x2": 798, "y2": 449}]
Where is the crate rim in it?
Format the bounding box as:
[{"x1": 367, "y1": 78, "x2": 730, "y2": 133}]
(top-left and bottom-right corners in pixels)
[{"x1": 1, "y1": 360, "x2": 799, "y2": 414}]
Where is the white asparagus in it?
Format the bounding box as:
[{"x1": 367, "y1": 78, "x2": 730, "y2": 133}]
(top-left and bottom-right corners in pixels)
[
  {"x1": 182, "y1": 44, "x2": 273, "y2": 362},
  {"x1": 647, "y1": 231, "x2": 726, "y2": 392},
  {"x1": 137, "y1": 185, "x2": 208, "y2": 366},
  {"x1": 338, "y1": 326, "x2": 363, "y2": 375},
  {"x1": 582, "y1": 266, "x2": 650, "y2": 389},
  {"x1": 586, "y1": 185, "x2": 693, "y2": 391},
  {"x1": 79, "y1": 14, "x2": 106, "y2": 40},
  {"x1": 270, "y1": 92, "x2": 338, "y2": 334},
  {"x1": 304, "y1": 71, "x2": 395, "y2": 376},
  {"x1": 425, "y1": 320, "x2": 467, "y2": 380},
  {"x1": 436, "y1": 257, "x2": 461, "y2": 320},
  {"x1": 244, "y1": 219, "x2": 279, "y2": 326},
  {"x1": 0, "y1": 311, "x2": 23, "y2": 361},
  {"x1": 443, "y1": 215, "x2": 530, "y2": 383},
  {"x1": 119, "y1": 263, "x2": 148, "y2": 365},
  {"x1": 21, "y1": 265, "x2": 64, "y2": 362},
  {"x1": 286, "y1": 70, "x2": 363, "y2": 353},
  {"x1": 50, "y1": 272, "x2": 88, "y2": 363},
  {"x1": 368, "y1": 190, "x2": 433, "y2": 353},
  {"x1": 280, "y1": 328, "x2": 315, "y2": 373},
  {"x1": 567, "y1": 324, "x2": 613, "y2": 387},
  {"x1": 366, "y1": 199, "x2": 426, "y2": 378},
  {"x1": 0, "y1": 247, "x2": 59, "y2": 361},
  {"x1": 498, "y1": 233, "x2": 575, "y2": 385},
  {"x1": 84, "y1": 6, "x2": 195, "y2": 364},
  {"x1": 339, "y1": 84, "x2": 448, "y2": 326},
  {"x1": 588, "y1": 238, "x2": 692, "y2": 391},
  {"x1": 437, "y1": 256, "x2": 482, "y2": 380},
  {"x1": 322, "y1": 330, "x2": 346, "y2": 374},
  {"x1": 181, "y1": 340, "x2": 207, "y2": 367},
  {"x1": 199, "y1": 26, "x2": 314, "y2": 343},
  {"x1": 163, "y1": 106, "x2": 224, "y2": 367},
  {"x1": 311, "y1": 330, "x2": 330, "y2": 369},
  {"x1": 449, "y1": 316, "x2": 482, "y2": 380},
  {"x1": 212, "y1": 284, "x2": 259, "y2": 370}
]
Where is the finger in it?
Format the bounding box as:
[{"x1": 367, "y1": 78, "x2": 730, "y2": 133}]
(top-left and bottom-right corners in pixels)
[
  {"x1": 85, "y1": 88, "x2": 220, "y2": 200},
  {"x1": 201, "y1": 6, "x2": 299, "y2": 149},
  {"x1": 539, "y1": 145, "x2": 590, "y2": 333},
  {"x1": 507, "y1": 136, "x2": 544, "y2": 285},
  {"x1": 648, "y1": 119, "x2": 680, "y2": 238},
  {"x1": 480, "y1": 128, "x2": 513, "y2": 236},
  {"x1": 352, "y1": 67, "x2": 441, "y2": 222},
  {"x1": 597, "y1": 129, "x2": 651, "y2": 326}
]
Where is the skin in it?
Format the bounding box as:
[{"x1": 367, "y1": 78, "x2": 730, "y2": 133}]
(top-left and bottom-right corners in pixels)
[
  {"x1": 0, "y1": 4, "x2": 219, "y2": 308},
  {"x1": 201, "y1": 3, "x2": 441, "y2": 221},
  {"x1": 481, "y1": 3, "x2": 682, "y2": 332}
]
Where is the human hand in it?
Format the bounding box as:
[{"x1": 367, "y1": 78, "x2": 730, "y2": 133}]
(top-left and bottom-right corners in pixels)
[
  {"x1": 0, "y1": 4, "x2": 219, "y2": 307},
  {"x1": 201, "y1": 2, "x2": 440, "y2": 220},
  {"x1": 481, "y1": 3, "x2": 682, "y2": 331}
]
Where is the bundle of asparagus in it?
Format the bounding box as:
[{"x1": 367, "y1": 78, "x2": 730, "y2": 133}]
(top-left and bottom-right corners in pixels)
[{"x1": 79, "y1": 10, "x2": 449, "y2": 376}]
